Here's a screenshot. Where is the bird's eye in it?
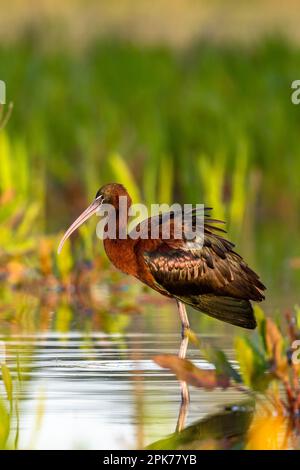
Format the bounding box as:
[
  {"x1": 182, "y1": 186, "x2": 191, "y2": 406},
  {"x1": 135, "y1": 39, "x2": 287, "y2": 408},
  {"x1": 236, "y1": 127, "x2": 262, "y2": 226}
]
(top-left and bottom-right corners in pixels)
[{"x1": 95, "y1": 189, "x2": 102, "y2": 200}]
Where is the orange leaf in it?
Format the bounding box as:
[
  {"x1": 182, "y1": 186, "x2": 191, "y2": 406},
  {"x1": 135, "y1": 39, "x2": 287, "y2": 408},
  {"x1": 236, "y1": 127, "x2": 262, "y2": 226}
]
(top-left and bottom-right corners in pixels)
[
  {"x1": 6, "y1": 260, "x2": 26, "y2": 285},
  {"x1": 38, "y1": 238, "x2": 53, "y2": 276},
  {"x1": 154, "y1": 354, "x2": 230, "y2": 390},
  {"x1": 265, "y1": 318, "x2": 287, "y2": 374}
]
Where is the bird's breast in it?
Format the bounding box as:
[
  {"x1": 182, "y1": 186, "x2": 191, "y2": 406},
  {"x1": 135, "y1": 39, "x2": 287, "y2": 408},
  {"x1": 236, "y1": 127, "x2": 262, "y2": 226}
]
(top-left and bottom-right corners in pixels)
[
  {"x1": 103, "y1": 238, "x2": 139, "y2": 277},
  {"x1": 103, "y1": 238, "x2": 171, "y2": 298}
]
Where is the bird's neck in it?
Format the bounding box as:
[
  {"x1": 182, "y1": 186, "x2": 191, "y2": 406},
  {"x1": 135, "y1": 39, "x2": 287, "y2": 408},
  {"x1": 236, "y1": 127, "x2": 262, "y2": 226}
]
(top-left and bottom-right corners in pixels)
[{"x1": 103, "y1": 209, "x2": 138, "y2": 276}]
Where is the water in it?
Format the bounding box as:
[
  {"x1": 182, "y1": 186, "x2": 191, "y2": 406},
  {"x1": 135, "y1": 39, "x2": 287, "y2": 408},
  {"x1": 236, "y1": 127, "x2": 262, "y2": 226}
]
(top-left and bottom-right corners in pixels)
[
  {"x1": 0, "y1": 297, "x2": 251, "y2": 450},
  {"x1": 0, "y1": 260, "x2": 299, "y2": 451}
]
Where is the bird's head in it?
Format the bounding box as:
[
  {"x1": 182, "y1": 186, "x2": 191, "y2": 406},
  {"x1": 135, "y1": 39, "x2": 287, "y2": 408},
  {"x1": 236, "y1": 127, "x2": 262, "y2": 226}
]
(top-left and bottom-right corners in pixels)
[
  {"x1": 95, "y1": 183, "x2": 131, "y2": 209},
  {"x1": 57, "y1": 183, "x2": 131, "y2": 254}
]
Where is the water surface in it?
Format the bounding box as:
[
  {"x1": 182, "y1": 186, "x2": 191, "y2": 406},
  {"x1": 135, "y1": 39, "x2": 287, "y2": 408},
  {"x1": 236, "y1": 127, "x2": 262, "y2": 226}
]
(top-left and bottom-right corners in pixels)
[{"x1": 0, "y1": 297, "x2": 250, "y2": 449}]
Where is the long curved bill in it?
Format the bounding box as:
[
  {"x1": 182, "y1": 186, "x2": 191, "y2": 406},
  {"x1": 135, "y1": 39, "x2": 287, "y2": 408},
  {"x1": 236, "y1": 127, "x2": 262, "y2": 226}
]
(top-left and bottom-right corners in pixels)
[{"x1": 57, "y1": 196, "x2": 103, "y2": 254}]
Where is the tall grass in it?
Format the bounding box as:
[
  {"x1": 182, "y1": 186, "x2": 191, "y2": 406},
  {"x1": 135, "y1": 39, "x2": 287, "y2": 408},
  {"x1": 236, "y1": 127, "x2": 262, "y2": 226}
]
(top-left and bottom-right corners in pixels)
[{"x1": 1, "y1": 37, "x2": 300, "y2": 283}]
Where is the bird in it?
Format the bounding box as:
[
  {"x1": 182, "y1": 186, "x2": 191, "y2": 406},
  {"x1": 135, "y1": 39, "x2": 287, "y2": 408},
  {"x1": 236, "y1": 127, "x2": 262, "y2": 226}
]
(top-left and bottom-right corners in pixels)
[{"x1": 58, "y1": 183, "x2": 266, "y2": 359}]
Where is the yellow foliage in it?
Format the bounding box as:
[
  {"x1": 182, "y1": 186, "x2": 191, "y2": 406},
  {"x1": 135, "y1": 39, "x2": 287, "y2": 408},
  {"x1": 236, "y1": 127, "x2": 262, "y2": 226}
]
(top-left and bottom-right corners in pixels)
[
  {"x1": 198, "y1": 153, "x2": 225, "y2": 220},
  {"x1": 38, "y1": 238, "x2": 53, "y2": 276},
  {"x1": 0, "y1": 131, "x2": 13, "y2": 192},
  {"x1": 246, "y1": 407, "x2": 290, "y2": 450},
  {"x1": 234, "y1": 336, "x2": 256, "y2": 388},
  {"x1": 110, "y1": 152, "x2": 141, "y2": 204},
  {"x1": 6, "y1": 260, "x2": 26, "y2": 285},
  {"x1": 55, "y1": 304, "x2": 73, "y2": 334},
  {"x1": 56, "y1": 234, "x2": 73, "y2": 281}
]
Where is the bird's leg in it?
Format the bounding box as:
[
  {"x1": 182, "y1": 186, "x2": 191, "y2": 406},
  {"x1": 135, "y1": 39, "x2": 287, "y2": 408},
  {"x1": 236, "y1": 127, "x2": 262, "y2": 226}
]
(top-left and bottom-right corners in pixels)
[
  {"x1": 177, "y1": 300, "x2": 190, "y2": 359},
  {"x1": 176, "y1": 300, "x2": 190, "y2": 432},
  {"x1": 176, "y1": 384, "x2": 189, "y2": 433}
]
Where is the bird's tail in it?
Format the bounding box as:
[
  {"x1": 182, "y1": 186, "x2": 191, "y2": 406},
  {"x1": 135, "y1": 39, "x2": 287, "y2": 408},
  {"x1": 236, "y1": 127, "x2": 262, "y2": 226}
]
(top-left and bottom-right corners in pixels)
[{"x1": 177, "y1": 294, "x2": 257, "y2": 329}]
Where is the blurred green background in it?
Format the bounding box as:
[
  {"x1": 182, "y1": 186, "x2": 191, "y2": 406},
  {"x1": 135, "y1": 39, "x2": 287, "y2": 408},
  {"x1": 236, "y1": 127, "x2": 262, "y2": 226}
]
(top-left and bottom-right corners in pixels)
[
  {"x1": 1, "y1": 0, "x2": 300, "y2": 300},
  {"x1": 1, "y1": 0, "x2": 300, "y2": 451}
]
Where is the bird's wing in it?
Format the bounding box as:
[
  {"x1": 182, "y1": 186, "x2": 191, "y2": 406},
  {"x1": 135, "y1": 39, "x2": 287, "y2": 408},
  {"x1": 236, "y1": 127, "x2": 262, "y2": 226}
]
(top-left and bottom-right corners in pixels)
[{"x1": 142, "y1": 212, "x2": 265, "y2": 302}]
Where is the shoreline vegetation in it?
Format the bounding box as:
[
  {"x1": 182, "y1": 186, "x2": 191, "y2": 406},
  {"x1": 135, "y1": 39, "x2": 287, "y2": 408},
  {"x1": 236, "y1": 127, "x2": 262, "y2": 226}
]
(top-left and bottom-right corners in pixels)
[
  {"x1": 1, "y1": 8, "x2": 300, "y2": 448},
  {"x1": 1, "y1": 38, "x2": 300, "y2": 285}
]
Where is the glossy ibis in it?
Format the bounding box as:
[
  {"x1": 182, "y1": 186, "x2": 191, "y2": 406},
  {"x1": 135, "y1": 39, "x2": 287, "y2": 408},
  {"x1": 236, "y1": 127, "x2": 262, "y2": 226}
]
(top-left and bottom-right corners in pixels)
[{"x1": 58, "y1": 183, "x2": 265, "y2": 359}]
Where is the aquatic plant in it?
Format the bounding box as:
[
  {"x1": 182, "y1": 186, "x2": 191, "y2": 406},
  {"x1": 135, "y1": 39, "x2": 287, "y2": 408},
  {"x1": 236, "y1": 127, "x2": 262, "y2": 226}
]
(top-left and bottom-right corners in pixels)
[{"x1": 154, "y1": 306, "x2": 300, "y2": 449}]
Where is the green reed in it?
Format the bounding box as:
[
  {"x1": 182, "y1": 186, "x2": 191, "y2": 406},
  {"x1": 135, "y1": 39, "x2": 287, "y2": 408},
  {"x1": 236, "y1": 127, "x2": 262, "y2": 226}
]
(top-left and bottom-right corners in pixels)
[{"x1": 0, "y1": 36, "x2": 300, "y2": 269}]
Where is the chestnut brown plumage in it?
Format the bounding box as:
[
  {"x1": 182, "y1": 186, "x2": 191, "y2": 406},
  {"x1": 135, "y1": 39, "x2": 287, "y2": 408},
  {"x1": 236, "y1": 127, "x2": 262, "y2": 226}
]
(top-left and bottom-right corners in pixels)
[{"x1": 58, "y1": 183, "x2": 266, "y2": 356}]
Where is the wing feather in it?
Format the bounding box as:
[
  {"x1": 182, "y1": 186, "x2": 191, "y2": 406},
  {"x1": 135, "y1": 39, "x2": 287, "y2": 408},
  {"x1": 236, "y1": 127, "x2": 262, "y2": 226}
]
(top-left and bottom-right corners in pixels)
[{"x1": 142, "y1": 209, "x2": 265, "y2": 302}]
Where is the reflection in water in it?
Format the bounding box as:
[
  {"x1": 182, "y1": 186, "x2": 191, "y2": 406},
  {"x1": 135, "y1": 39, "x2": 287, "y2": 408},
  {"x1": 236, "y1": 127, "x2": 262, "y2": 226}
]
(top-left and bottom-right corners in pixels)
[
  {"x1": 2, "y1": 330, "x2": 213, "y2": 449},
  {"x1": 0, "y1": 281, "x2": 299, "y2": 449},
  {"x1": 176, "y1": 382, "x2": 189, "y2": 433},
  {"x1": 148, "y1": 401, "x2": 254, "y2": 450},
  {"x1": 0, "y1": 285, "x2": 240, "y2": 449}
]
